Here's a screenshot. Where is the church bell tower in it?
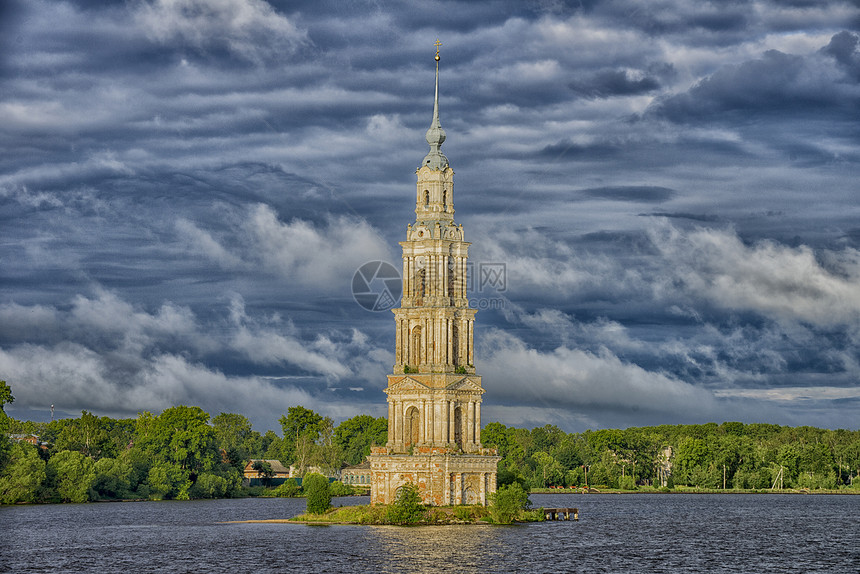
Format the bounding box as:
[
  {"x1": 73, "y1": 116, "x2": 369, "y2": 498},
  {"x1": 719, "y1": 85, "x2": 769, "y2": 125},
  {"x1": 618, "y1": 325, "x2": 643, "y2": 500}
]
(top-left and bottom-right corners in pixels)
[{"x1": 368, "y1": 42, "x2": 500, "y2": 506}]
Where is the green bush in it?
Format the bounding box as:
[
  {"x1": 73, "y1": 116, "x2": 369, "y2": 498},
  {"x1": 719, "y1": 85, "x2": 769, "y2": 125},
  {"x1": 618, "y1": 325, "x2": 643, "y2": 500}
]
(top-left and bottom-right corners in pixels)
[
  {"x1": 328, "y1": 480, "x2": 354, "y2": 497},
  {"x1": 304, "y1": 473, "x2": 332, "y2": 514},
  {"x1": 147, "y1": 462, "x2": 189, "y2": 500},
  {"x1": 489, "y1": 482, "x2": 530, "y2": 524},
  {"x1": 386, "y1": 483, "x2": 426, "y2": 524},
  {"x1": 617, "y1": 475, "x2": 637, "y2": 490},
  {"x1": 272, "y1": 478, "x2": 301, "y2": 497},
  {"x1": 190, "y1": 473, "x2": 229, "y2": 499}
]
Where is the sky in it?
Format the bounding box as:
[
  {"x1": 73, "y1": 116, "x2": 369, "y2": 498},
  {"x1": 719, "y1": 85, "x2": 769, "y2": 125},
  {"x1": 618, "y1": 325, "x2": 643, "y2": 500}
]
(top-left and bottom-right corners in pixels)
[{"x1": 2, "y1": 0, "x2": 859, "y2": 434}]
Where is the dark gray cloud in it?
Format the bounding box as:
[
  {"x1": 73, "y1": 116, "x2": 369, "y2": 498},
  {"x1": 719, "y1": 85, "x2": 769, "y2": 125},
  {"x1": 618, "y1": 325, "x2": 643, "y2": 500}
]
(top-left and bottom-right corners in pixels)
[
  {"x1": 2, "y1": 0, "x2": 860, "y2": 432},
  {"x1": 581, "y1": 186, "x2": 675, "y2": 203}
]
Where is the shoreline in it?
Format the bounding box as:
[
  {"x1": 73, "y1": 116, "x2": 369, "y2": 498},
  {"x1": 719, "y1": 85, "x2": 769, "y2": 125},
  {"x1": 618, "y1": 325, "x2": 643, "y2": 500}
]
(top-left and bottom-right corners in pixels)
[{"x1": 529, "y1": 487, "x2": 860, "y2": 495}]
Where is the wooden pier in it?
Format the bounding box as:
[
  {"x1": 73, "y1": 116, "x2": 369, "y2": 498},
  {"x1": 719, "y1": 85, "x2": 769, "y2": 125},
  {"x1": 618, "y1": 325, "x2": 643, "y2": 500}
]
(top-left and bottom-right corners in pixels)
[{"x1": 543, "y1": 507, "x2": 578, "y2": 521}]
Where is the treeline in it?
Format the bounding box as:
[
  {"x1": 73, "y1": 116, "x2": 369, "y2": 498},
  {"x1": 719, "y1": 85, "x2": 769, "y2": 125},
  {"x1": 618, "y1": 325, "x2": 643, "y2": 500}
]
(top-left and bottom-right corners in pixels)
[
  {"x1": 0, "y1": 380, "x2": 385, "y2": 504},
  {"x1": 485, "y1": 421, "x2": 860, "y2": 491},
  {"x1": 2, "y1": 379, "x2": 859, "y2": 504}
]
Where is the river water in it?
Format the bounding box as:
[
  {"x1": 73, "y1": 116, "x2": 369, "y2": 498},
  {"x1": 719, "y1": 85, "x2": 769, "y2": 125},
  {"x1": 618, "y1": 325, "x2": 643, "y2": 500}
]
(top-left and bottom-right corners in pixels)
[{"x1": 1, "y1": 493, "x2": 858, "y2": 573}]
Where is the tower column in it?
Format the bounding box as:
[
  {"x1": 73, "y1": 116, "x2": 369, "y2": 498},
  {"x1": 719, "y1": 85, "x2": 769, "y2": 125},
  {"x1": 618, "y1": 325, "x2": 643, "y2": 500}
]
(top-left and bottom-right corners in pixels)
[
  {"x1": 476, "y1": 402, "x2": 481, "y2": 445},
  {"x1": 388, "y1": 400, "x2": 394, "y2": 444},
  {"x1": 448, "y1": 400, "x2": 455, "y2": 444},
  {"x1": 447, "y1": 319, "x2": 453, "y2": 366}
]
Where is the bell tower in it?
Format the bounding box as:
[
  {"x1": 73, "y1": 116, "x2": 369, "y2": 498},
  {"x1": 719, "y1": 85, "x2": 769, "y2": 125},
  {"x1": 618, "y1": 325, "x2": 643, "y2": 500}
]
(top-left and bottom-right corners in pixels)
[{"x1": 368, "y1": 42, "x2": 500, "y2": 506}]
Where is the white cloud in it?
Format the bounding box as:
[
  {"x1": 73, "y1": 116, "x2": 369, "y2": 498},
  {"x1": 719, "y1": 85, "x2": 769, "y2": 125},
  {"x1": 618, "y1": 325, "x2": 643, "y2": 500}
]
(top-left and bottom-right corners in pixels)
[
  {"x1": 134, "y1": 0, "x2": 309, "y2": 61},
  {"x1": 228, "y1": 295, "x2": 351, "y2": 379},
  {"x1": 479, "y1": 328, "x2": 720, "y2": 417},
  {"x1": 176, "y1": 218, "x2": 244, "y2": 269},
  {"x1": 248, "y1": 204, "x2": 393, "y2": 288},
  {"x1": 0, "y1": 290, "x2": 390, "y2": 426},
  {"x1": 649, "y1": 224, "x2": 860, "y2": 327}
]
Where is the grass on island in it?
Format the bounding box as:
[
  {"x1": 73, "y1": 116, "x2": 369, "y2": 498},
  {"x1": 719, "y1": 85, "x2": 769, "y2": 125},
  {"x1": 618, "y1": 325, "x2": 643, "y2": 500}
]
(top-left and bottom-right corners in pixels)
[
  {"x1": 290, "y1": 483, "x2": 544, "y2": 525},
  {"x1": 290, "y1": 503, "x2": 546, "y2": 525}
]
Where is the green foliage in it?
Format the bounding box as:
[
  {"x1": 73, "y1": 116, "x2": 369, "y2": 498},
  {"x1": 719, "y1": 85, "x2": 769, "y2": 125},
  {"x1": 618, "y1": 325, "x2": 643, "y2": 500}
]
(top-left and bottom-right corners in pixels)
[
  {"x1": 334, "y1": 414, "x2": 387, "y2": 466},
  {"x1": 47, "y1": 450, "x2": 95, "y2": 503},
  {"x1": 328, "y1": 480, "x2": 355, "y2": 497},
  {"x1": 190, "y1": 472, "x2": 230, "y2": 499},
  {"x1": 489, "y1": 482, "x2": 530, "y2": 524},
  {"x1": 0, "y1": 442, "x2": 45, "y2": 504},
  {"x1": 303, "y1": 472, "x2": 332, "y2": 514},
  {"x1": 147, "y1": 462, "x2": 190, "y2": 500},
  {"x1": 135, "y1": 406, "x2": 218, "y2": 474},
  {"x1": 212, "y1": 412, "x2": 258, "y2": 472},
  {"x1": 280, "y1": 406, "x2": 324, "y2": 443},
  {"x1": 272, "y1": 478, "x2": 301, "y2": 497},
  {"x1": 92, "y1": 457, "x2": 134, "y2": 499},
  {"x1": 618, "y1": 475, "x2": 637, "y2": 490},
  {"x1": 386, "y1": 483, "x2": 426, "y2": 524}
]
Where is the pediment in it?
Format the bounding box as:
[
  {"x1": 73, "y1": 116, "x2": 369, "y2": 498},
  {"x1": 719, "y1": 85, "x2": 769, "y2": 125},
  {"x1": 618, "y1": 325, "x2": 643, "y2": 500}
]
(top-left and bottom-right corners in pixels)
[
  {"x1": 446, "y1": 377, "x2": 483, "y2": 393},
  {"x1": 387, "y1": 377, "x2": 429, "y2": 393}
]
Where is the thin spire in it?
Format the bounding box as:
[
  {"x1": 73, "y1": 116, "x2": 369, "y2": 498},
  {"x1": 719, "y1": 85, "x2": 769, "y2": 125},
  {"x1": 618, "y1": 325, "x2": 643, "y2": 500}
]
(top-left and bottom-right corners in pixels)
[{"x1": 422, "y1": 39, "x2": 448, "y2": 170}]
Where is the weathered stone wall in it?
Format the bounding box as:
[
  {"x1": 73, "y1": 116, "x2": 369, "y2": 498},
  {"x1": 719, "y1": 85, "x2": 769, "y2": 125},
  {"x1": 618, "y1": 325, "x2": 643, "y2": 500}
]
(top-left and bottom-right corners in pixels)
[{"x1": 368, "y1": 448, "x2": 500, "y2": 506}]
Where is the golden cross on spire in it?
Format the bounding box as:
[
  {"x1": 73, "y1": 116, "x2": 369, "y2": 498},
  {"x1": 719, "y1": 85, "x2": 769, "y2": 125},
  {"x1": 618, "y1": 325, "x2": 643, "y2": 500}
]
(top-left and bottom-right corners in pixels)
[{"x1": 434, "y1": 39, "x2": 442, "y2": 61}]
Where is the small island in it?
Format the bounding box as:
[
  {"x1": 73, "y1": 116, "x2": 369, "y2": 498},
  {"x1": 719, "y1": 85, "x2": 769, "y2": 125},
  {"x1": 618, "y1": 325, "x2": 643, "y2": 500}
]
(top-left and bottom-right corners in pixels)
[{"x1": 234, "y1": 478, "x2": 545, "y2": 526}]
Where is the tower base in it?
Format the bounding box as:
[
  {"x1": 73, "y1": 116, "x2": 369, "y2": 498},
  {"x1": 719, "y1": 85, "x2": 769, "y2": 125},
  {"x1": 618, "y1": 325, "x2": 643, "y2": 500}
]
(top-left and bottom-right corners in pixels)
[{"x1": 368, "y1": 446, "x2": 500, "y2": 506}]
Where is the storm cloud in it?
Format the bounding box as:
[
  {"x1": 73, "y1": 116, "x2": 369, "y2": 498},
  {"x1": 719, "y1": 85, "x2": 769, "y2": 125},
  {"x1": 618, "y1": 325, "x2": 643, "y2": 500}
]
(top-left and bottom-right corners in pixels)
[{"x1": 2, "y1": 0, "x2": 859, "y2": 432}]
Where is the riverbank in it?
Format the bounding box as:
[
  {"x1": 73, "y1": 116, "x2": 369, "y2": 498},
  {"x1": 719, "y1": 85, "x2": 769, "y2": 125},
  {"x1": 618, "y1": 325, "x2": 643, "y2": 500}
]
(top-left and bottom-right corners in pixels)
[{"x1": 528, "y1": 486, "x2": 860, "y2": 495}]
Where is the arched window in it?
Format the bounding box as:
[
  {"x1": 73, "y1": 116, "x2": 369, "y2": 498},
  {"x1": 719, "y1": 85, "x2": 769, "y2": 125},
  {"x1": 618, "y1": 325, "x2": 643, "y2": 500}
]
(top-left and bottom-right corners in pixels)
[
  {"x1": 442, "y1": 190, "x2": 447, "y2": 209},
  {"x1": 410, "y1": 326, "x2": 422, "y2": 367},
  {"x1": 416, "y1": 268, "x2": 426, "y2": 298},
  {"x1": 424, "y1": 190, "x2": 430, "y2": 207},
  {"x1": 405, "y1": 406, "x2": 420, "y2": 448}
]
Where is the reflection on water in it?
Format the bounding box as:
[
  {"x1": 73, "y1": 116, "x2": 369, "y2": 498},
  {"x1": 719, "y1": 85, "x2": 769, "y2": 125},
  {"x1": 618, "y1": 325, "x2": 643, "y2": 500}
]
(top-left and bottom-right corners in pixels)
[{"x1": 370, "y1": 525, "x2": 504, "y2": 573}]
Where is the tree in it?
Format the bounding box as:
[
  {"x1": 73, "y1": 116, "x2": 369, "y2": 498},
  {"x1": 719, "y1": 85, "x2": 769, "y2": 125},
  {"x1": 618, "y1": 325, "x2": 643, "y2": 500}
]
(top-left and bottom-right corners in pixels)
[
  {"x1": 92, "y1": 457, "x2": 133, "y2": 499},
  {"x1": 334, "y1": 414, "x2": 387, "y2": 466},
  {"x1": 386, "y1": 483, "x2": 426, "y2": 524},
  {"x1": 135, "y1": 406, "x2": 218, "y2": 475},
  {"x1": 279, "y1": 406, "x2": 324, "y2": 463},
  {"x1": 0, "y1": 380, "x2": 13, "y2": 412},
  {"x1": 212, "y1": 412, "x2": 257, "y2": 471},
  {"x1": 303, "y1": 472, "x2": 331, "y2": 514},
  {"x1": 489, "y1": 482, "x2": 530, "y2": 524},
  {"x1": 0, "y1": 442, "x2": 45, "y2": 504},
  {"x1": 48, "y1": 450, "x2": 95, "y2": 503},
  {"x1": 53, "y1": 411, "x2": 113, "y2": 459},
  {"x1": 147, "y1": 462, "x2": 190, "y2": 500}
]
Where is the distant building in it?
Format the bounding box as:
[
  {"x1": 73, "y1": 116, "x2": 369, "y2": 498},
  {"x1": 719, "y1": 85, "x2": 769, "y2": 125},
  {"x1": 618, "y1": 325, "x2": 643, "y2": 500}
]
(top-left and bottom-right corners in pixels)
[
  {"x1": 288, "y1": 464, "x2": 328, "y2": 478},
  {"x1": 9, "y1": 434, "x2": 44, "y2": 448},
  {"x1": 341, "y1": 460, "x2": 371, "y2": 487},
  {"x1": 243, "y1": 459, "x2": 291, "y2": 487}
]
